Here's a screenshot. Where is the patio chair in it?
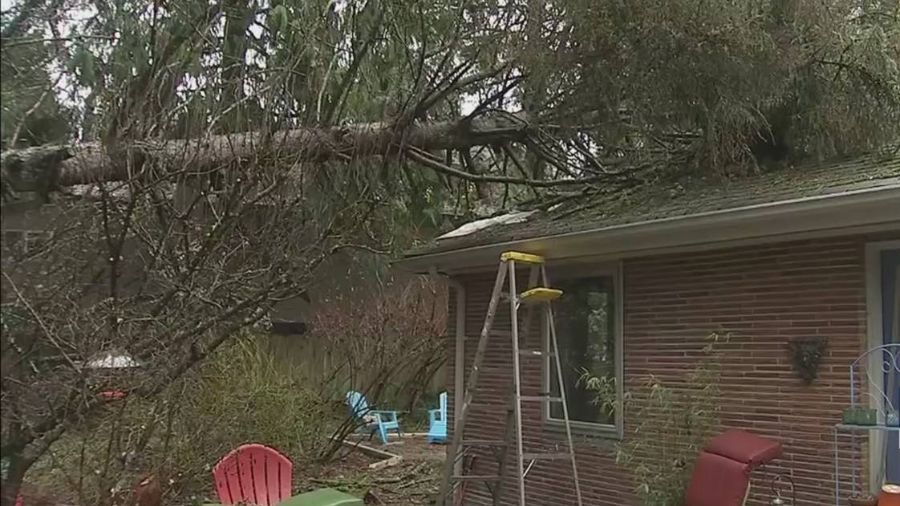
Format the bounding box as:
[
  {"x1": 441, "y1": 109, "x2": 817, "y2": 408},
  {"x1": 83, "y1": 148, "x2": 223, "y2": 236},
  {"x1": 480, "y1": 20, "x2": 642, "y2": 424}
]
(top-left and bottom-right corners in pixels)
[
  {"x1": 345, "y1": 391, "x2": 401, "y2": 444},
  {"x1": 684, "y1": 429, "x2": 783, "y2": 506},
  {"x1": 210, "y1": 443, "x2": 362, "y2": 506},
  {"x1": 427, "y1": 391, "x2": 448, "y2": 444}
]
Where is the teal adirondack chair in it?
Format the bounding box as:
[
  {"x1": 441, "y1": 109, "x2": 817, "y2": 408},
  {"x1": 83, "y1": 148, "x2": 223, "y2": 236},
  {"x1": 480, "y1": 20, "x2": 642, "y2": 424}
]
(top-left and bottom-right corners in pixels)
[
  {"x1": 345, "y1": 391, "x2": 401, "y2": 444},
  {"x1": 427, "y1": 391, "x2": 448, "y2": 444}
]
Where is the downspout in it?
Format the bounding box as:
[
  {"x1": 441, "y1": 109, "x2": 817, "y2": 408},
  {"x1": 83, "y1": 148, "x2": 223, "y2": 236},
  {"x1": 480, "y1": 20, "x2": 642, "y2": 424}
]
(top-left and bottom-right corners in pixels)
[{"x1": 448, "y1": 277, "x2": 466, "y2": 483}]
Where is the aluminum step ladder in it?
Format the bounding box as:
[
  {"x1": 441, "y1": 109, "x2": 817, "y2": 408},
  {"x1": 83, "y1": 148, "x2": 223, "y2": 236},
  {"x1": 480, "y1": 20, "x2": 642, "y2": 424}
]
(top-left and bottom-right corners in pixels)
[{"x1": 436, "y1": 251, "x2": 584, "y2": 506}]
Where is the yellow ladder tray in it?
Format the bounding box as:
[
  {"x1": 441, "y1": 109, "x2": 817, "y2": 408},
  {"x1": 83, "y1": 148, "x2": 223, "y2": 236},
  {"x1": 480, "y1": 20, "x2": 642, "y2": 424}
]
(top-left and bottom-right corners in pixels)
[
  {"x1": 519, "y1": 287, "x2": 562, "y2": 303},
  {"x1": 500, "y1": 251, "x2": 545, "y2": 264}
]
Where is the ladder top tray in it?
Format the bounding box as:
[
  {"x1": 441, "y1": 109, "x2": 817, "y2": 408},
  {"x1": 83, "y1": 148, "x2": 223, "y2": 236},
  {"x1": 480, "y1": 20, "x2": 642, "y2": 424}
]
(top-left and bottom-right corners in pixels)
[{"x1": 501, "y1": 251, "x2": 545, "y2": 264}]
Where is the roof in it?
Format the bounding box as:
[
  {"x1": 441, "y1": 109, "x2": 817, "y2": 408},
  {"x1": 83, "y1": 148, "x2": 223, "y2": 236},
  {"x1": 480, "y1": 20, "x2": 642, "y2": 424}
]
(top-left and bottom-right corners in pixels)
[{"x1": 405, "y1": 150, "x2": 900, "y2": 261}]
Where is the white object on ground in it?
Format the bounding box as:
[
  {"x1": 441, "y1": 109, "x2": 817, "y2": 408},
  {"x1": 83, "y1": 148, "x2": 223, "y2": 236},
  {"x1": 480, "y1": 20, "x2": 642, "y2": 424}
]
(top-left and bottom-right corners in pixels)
[
  {"x1": 369, "y1": 455, "x2": 403, "y2": 470},
  {"x1": 85, "y1": 352, "x2": 142, "y2": 369}
]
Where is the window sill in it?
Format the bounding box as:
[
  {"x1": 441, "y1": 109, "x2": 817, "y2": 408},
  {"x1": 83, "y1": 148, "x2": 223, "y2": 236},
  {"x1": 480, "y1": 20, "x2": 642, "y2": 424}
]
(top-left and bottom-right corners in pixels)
[{"x1": 543, "y1": 420, "x2": 621, "y2": 451}]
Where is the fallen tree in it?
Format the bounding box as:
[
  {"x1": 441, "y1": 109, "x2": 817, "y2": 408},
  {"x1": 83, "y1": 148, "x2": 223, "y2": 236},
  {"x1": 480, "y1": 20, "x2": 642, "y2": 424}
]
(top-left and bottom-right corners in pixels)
[{"x1": 1, "y1": 115, "x2": 532, "y2": 194}]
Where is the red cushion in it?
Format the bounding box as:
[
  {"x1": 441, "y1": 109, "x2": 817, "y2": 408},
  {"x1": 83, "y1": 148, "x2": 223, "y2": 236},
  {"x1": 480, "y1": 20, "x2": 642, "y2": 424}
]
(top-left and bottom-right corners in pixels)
[
  {"x1": 704, "y1": 429, "x2": 782, "y2": 468},
  {"x1": 684, "y1": 451, "x2": 751, "y2": 506}
]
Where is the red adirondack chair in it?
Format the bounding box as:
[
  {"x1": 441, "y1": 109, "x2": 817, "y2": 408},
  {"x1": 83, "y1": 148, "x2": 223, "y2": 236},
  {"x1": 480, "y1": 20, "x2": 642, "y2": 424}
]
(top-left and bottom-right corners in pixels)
[{"x1": 212, "y1": 444, "x2": 292, "y2": 506}]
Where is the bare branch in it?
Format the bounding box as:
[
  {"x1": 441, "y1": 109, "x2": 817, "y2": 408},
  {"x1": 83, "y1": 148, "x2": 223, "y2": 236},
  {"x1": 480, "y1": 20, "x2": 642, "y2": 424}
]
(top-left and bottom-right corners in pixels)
[
  {"x1": 0, "y1": 34, "x2": 119, "y2": 49},
  {"x1": 405, "y1": 146, "x2": 611, "y2": 188}
]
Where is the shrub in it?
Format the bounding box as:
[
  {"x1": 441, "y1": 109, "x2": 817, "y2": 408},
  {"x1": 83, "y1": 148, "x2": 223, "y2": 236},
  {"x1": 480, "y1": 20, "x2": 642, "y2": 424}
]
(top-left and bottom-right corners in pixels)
[
  {"x1": 304, "y1": 275, "x2": 447, "y2": 412},
  {"x1": 26, "y1": 334, "x2": 343, "y2": 505},
  {"x1": 23, "y1": 276, "x2": 448, "y2": 505},
  {"x1": 582, "y1": 332, "x2": 727, "y2": 506}
]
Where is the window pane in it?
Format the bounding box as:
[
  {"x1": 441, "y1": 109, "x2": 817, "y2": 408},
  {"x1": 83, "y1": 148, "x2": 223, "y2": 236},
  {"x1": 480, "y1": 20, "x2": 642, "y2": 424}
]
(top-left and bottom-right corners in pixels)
[{"x1": 549, "y1": 275, "x2": 616, "y2": 425}]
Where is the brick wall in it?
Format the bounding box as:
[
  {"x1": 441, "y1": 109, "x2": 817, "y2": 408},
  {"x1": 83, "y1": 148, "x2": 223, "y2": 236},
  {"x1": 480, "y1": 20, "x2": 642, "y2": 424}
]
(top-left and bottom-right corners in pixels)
[{"x1": 446, "y1": 235, "x2": 889, "y2": 505}]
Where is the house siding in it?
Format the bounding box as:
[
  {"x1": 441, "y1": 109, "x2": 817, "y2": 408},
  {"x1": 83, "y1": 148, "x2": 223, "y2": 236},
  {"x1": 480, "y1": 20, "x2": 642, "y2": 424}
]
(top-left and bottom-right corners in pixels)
[{"x1": 446, "y1": 235, "x2": 888, "y2": 506}]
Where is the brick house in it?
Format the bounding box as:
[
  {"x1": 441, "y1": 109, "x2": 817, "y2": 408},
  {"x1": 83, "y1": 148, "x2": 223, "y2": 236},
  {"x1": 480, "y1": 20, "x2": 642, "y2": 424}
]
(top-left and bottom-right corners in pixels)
[{"x1": 399, "y1": 151, "x2": 900, "y2": 505}]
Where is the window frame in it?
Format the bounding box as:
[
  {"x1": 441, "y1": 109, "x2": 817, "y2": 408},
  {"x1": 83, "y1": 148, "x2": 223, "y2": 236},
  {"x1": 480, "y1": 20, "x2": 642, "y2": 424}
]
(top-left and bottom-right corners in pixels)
[
  {"x1": 865, "y1": 240, "x2": 900, "y2": 492},
  {"x1": 542, "y1": 261, "x2": 624, "y2": 438}
]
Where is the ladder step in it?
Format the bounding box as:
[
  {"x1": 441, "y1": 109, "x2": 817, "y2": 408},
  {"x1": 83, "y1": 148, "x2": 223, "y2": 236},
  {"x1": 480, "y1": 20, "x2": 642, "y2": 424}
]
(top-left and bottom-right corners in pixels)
[
  {"x1": 522, "y1": 452, "x2": 573, "y2": 461},
  {"x1": 462, "y1": 439, "x2": 507, "y2": 447},
  {"x1": 519, "y1": 287, "x2": 562, "y2": 303},
  {"x1": 518, "y1": 349, "x2": 554, "y2": 358},
  {"x1": 500, "y1": 251, "x2": 545, "y2": 264},
  {"x1": 520, "y1": 395, "x2": 563, "y2": 402},
  {"x1": 468, "y1": 400, "x2": 510, "y2": 407},
  {"x1": 452, "y1": 475, "x2": 502, "y2": 481}
]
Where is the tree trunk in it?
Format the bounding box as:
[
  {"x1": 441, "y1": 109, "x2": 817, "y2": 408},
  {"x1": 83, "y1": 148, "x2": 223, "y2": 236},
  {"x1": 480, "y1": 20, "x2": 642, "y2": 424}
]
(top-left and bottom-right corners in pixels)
[
  {"x1": 523, "y1": 0, "x2": 547, "y2": 180},
  {"x1": 1, "y1": 116, "x2": 531, "y2": 193}
]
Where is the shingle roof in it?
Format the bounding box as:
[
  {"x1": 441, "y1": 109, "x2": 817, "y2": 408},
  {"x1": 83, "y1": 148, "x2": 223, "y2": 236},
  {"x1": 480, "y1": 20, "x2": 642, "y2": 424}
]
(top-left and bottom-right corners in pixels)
[{"x1": 406, "y1": 149, "x2": 900, "y2": 258}]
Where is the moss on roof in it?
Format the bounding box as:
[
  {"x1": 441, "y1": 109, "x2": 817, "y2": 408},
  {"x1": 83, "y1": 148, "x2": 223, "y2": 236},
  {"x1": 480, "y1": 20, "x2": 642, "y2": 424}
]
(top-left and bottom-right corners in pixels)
[{"x1": 407, "y1": 150, "x2": 900, "y2": 258}]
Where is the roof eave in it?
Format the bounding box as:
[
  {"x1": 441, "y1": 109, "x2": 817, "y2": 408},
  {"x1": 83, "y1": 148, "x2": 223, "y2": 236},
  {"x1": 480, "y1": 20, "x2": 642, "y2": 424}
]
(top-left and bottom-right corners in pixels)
[{"x1": 397, "y1": 185, "x2": 900, "y2": 274}]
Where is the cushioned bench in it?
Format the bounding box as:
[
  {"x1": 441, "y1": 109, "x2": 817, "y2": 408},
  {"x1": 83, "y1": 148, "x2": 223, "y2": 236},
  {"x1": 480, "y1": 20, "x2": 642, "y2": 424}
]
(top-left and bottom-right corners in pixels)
[{"x1": 685, "y1": 429, "x2": 783, "y2": 506}]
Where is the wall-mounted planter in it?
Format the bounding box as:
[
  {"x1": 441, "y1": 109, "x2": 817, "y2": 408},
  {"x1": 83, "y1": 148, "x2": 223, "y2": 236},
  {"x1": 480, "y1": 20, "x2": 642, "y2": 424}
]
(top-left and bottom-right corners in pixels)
[
  {"x1": 857, "y1": 408, "x2": 878, "y2": 426},
  {"x1": 842, "y1": 407, "x2": 859, "y2": 425},
  {"x1": 787, "y1": 336, "x2": 828, "y2": 384},
  {"x1": 843, "y1": 407, "x2": 880, "y2": 425}
]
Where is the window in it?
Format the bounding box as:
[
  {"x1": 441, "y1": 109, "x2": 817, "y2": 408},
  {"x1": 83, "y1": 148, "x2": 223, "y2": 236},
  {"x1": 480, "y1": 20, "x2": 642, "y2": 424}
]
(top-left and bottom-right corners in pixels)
[
  {"x1": 545, "y1": 267, "x2": 622, "y2": 433},
  {"x1": 866, "y1": 242, "x2": 900, "y2": 489}
]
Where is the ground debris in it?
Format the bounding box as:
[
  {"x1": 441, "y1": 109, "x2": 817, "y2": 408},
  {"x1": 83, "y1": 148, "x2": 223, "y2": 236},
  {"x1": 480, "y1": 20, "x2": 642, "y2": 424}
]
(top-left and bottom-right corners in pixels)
[
  {"x1": 299, "y1": 437, "x2": 444, "y2": 505},
  {"x1": 367, "y1": 460, "x2": 441, "y2": 504}
]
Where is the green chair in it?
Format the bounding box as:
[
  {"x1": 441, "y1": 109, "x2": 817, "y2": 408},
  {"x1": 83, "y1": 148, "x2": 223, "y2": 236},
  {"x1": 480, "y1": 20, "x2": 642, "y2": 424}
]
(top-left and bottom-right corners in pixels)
[{"x1": 278, "y1": 489, "x2": 363, "y2": 506}]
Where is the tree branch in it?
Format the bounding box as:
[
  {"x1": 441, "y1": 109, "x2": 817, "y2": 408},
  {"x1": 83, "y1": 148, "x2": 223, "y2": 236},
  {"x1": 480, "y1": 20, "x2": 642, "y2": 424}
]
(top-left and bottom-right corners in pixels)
[
  {"x1": 0, "y1": 34, "x2": 119, "y2": 49},
  {"x1": 405, "y1": 146, "x2": 610, "y2": 188}
]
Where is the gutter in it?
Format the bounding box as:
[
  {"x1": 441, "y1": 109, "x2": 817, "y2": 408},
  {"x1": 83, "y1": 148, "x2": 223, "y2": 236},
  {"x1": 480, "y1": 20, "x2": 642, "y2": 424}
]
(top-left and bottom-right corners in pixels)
[{"x1": 398, "y1": 183, "x2": 900, "y2": 273}]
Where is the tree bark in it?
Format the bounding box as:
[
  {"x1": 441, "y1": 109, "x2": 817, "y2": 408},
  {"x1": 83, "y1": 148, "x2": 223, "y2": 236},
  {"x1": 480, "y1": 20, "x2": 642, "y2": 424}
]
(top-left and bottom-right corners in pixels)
[
  {"x1": 0, "y1": 116, "x2": 530, "y2": 193},
  {"x1": 523, "y1": 0, "x2": 548, "y2": 180}
]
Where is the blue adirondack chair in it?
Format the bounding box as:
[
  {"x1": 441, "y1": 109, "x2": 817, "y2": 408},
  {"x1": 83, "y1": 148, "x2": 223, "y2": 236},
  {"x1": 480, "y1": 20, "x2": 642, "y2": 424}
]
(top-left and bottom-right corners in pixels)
[
  {"x1": 345, "y1": 391, "x2": 401, "y2": 444},
  {"x1": 427, "y1": 391, "x2": 448, "y2": 444}
]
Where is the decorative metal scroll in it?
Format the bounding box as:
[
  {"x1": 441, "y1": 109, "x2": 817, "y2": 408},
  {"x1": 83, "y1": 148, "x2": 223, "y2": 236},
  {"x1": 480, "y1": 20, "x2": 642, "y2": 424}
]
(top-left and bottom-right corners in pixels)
[{"x1": 849, "y1": 343, "x2": 900, "y2": 417}]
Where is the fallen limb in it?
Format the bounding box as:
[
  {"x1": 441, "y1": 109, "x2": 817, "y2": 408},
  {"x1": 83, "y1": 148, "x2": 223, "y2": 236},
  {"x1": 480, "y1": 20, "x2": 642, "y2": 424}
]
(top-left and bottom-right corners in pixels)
[
  {"x1": 1, "y1": 116, "x2": 531, "y2": 193},
  {"x1": 397, "y1": 476, "x2": 437, "y2": 490}
]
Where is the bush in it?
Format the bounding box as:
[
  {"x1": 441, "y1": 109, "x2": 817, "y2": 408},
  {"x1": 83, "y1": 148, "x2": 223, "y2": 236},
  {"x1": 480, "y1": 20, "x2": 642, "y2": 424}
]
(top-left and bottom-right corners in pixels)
[
  {"x1": 23, "y1": 276, "x2": 448, "y2": 505},
  {"x1": 304, "y1": 275, "x2": 447, "y2": 411},
  {"x1": 26, "y1": 334, "x2": 344, "y2": 505},
  {"x1": 582, "y1": 332, "x2": 727, "y2": 506},
  {"x1": 166, "y1": 335, "x2": 342, "y2": 498}
]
